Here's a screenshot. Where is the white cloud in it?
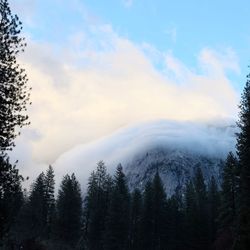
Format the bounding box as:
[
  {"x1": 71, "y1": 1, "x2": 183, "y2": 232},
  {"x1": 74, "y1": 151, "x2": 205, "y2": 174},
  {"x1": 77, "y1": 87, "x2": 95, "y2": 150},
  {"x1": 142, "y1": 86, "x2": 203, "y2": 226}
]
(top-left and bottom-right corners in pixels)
[
  {"x1": 9, "y1": 0, "x2": 37, "y2": 28},
  {"x1": 164, "y1": 27, "x2": 177, "y2": 43},
  {"x1": 11, "y1": 119, "x2": 237, "y2": 190},
  {"x1": 198, "y1": 47, "x2": 240, "y2": 75},
  {"x1": 122, "y1": 0, "x2": 133, "y2": 8},
  {"x1": 51, "y1": 119, "x2": 237, "y2": 189},
  {"x1": 7, "y1": 17, "x2": 240, "y2": 186}
]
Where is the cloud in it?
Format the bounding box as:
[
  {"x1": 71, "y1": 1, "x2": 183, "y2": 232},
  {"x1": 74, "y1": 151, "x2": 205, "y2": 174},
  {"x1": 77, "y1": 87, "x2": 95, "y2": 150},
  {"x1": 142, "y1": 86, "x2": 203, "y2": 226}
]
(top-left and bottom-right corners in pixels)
[
  {"x1": 10, "y1": 119, "x2": 237, "y2": 190},
  {"x1": 7, "y1": 4, "x2": 240, "y2": 187},
  {"x1": 122, "y1": 0, "x2": 133, "y2": 8},
  {"x1": 164, "y1": 27, "x2": 177, "y2": 43},
  {"x1": 51, "y1": 119, "x2": 237, "y2": 189},
  {"x1": 10, "y1": 24, "x2": 239, "y2": 167},
  {"x1": 9, "y1": 0, "x2": 37, "y2": 27}
]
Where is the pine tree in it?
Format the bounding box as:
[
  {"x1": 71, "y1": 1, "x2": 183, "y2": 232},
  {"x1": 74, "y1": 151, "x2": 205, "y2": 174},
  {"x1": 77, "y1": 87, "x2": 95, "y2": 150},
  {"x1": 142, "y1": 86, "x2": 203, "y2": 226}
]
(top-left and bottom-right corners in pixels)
[
  {"x1": 129, "y1": 188, "x2": 142, "y2": 250},
  {"x1": 84, "y1": 161, "x2": 112, "y2": 250},
  {"x1": 208, "y1": 176, "x2": 220, "y2": 243},
  {"x1": 24, "y1": 172, "x2": 47, "y2": 241},
  {"x1": 55, "y1": 174, "x2": 83, "y2": 248},
  {"x1": 0, "y1": 0, "x2": 31, "y2": 151},
  {"x1": 166, "y1": 191, "x2": 184, "y2": 250},
  {"x1": 234, "y1": 72, "x2": 250, "y2": 249},
  {"x1": 104, "y1": 164, "x2": 130, "y2": 250},
  {"x1": 218, "y1": 152, "x2": 238, "y2": 231},
  {"x1": 184, "y1": 167, "x2": 210, "y2": 250},
  {"x1": 193, "y1": 167, "x2": 210, "y2": 250},
  {"x1": 184, "y1": 180, "x2": 196, "y2": 250},
  {"x1": 0, "y1": 0, "x2": 30, "y2": 245},
  {"x1": 214, "y1": 152, "x2": 238, "y2": 250},
  {"x1": 0, "y1": 156, "x2": 23, "y2": 245},
  {"x1": 140, "y1": 180, "x2": 154, "y2": 250},
  {"x1": 12, "y1": 169, "x2": 55, "y2": 248},
  {"x1": 44, "y1": 165, "x2": 55, "y2": 240},
  {"x1": 151, "y1": 171, "x2": 167, "y2": 250}
]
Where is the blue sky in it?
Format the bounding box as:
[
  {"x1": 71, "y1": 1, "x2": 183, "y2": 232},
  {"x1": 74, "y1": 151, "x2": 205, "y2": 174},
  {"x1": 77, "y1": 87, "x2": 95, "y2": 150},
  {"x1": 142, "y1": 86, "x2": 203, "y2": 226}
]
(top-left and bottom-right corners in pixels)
[
  {"x1": 8, "y1": 0, "x2": 250, "y2": 171},
  {"x1": 13, "y1": 0, "x2": 250, "y2": 91}
]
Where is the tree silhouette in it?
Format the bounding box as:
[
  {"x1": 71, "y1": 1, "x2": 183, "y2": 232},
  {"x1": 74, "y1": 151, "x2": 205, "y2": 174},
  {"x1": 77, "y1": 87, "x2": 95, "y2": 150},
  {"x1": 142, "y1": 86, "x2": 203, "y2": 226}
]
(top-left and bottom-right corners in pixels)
[
  {"x1": 55, "y1": 174, "x2": 82, "y2": 249},
  {"x1": 104, "y1": 164, "x2": 130, "y2": 250},
  {"x1": 0, "y1": 1, "x2": 30, "y2": 245},
  {"x1": 0, "y1": 0, "x2": 31, "y2": 151},
  {"x1": 84, "y1": 161, "x2": 112, "y2": 250},
  {"x1": 234, "y1": 72, "x2": 250, "y2": 249}
]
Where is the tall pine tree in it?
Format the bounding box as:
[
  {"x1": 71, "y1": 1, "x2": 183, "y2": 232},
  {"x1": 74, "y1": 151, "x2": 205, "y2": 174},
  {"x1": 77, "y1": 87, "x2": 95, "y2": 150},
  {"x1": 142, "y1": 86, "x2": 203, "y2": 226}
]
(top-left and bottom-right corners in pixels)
[
  {"x1": 0, "y1": 0, "x2": 30, "y2": 245},
  {"x1": 208, "y1": 176, "x2": 220, "y2": 243},
  {"x1": 129, "y1": 188, "x2": 142, "y2": 250},
  {"x1": 104, "y1": 164, "x2": 130, "y2": 250},
  {"x1": 44, "y1": 165, "x2": 55, "y2": 240},
  {"x1": 215, "y1": 152, "x2": 238, "y2": 250},
  {"x1": 184, "y1": 167, "x2": 210, "y2": 250},
  {"x1": 218, "y1": 153, "x2": 238, "y2": 231},
  {"x1": 140, "y1": 180, "x2": 154, "y2": 250},
  {"x1": 55, "y1": 174, "x2": 83, "y2": 249},
  {"x1": 0, "y1": 156, "x2": 23, "y2": 246},
  {"x1": 184, "y1": 180, "x2": 196, "y2": 250},
  {"x1": 0, "y1": 0, "x2": 30, "y2": 151},
  {"x1": 84, "y1": 161, "x2": 112, "y2": 250},
  {"x1": 166, "y1": 191, "x2": 184, "y2": 250},
  {"x1": 24, "y1": 172, "x2": 47, "y2": 241},
  {"x1": 234, "y1": 72, "x2": 250, "y2": 249},
  {"x1": 151, "y1": 171, "x2": 167, "y2": 250},
  {"x1": 193, "y1": 167, "x2": 210, "y2": 250}
]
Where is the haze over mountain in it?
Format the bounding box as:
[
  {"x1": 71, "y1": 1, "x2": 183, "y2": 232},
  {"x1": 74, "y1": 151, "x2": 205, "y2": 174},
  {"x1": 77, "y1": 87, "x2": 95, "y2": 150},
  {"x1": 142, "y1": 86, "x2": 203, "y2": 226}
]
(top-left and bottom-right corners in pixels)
[{"x1": 43, "y1": 119, "x2": 236, "y2": 190}]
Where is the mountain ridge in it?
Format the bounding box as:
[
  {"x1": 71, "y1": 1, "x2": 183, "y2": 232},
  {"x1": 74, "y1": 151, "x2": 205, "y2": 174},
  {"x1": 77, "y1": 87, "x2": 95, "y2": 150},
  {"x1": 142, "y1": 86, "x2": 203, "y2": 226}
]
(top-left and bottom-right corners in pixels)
[
  {"x1": 51, "y1": 119, "x2": 237, "y2": 191},
  {"x1": 124, "y1": 146, "x2": 224, "y2": 195}
]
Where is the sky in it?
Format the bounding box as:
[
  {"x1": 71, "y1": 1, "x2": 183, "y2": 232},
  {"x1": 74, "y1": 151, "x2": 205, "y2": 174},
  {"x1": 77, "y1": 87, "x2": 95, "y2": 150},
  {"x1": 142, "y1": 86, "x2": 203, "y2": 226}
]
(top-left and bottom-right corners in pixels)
[{"x1": 7, "y1": 0, "x2": 250, "y2": 183}]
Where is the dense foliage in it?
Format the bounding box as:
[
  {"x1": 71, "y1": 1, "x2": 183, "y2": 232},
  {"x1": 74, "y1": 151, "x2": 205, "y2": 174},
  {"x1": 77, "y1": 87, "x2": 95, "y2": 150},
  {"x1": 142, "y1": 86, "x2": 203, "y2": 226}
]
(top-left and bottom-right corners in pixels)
[
  {"x1": 234, "y1": 73, "x2": 250, "y2": 249},
  {"x1": 0, "y1": 0, "x2": 30, "y2": 151},
  {"x1": 0, "y1": 162, "x2": 230, "y2": 250},
  {"x1": 0, "y1": 0, "x2": 30, "y2": 247}
]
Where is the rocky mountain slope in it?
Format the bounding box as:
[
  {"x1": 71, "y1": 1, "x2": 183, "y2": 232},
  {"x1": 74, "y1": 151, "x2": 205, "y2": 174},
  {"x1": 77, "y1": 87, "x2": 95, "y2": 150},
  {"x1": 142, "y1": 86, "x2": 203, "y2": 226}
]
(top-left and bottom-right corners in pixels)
[{"x1": 124, "y1": 146, "x2": 224, "y2": 196}]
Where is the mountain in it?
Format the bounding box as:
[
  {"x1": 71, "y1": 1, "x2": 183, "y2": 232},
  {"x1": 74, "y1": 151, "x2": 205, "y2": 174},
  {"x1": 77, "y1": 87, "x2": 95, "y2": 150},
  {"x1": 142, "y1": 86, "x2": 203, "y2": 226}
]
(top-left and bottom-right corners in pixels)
[
  {"x1": 125, "y1": 146, "x2": 224, "y2": 196},
  {"x1": 52, "y1": 119, "x2": 237, "y2": 193}
]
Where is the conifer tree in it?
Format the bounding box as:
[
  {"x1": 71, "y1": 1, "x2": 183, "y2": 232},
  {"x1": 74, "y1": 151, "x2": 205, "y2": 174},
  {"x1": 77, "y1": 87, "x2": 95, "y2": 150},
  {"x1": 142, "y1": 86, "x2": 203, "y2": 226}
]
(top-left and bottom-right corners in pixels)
[
  {"x1": 234, "y1": 72, "x2": 250, "y2": 249},
  {"x1": 0, "y1": 156, "x2": 23, "y2": 245},
  {"x1": 44, "y1": 165, "x2": 55, "y2": 240},
  {"x1": 151, "y1": 171, "x2": 167, "y2": 249},
  {"x1": 0, "y1": 0, "x2": 30, "y2": 245},
  {"x1": 25, "y1": 172, "x2": 47, "y2": 241},
  {"x1": 140, "y1": 180, "x2": 154, "y2": 250},
  {"x1": 0, "y1": 0, "x2": 31, "y2": 151},
  {"x1": 84, "y1": 161, "x2": 112, "y2": 250},
  {"x1": 55, "y1": 174, "x2": 83, "y2": 248},
  {"x1": 218, "y1": 152, "x2": 238, "y2": 231},
  {"x1": 184, "y1": 168, "x2": 210, "y2": 250},
  {"x1": 193, "y1": 167, "x2": 210, "y2": 250},
  {"x1": 13, "y1": 168, "x2": 55, "y2": 247},
  {"x1": 184, "y1": 180, "x2": 196, "y2": 250},
  {"x1": 213, "y1": 152, "x2": 238, "y2": 250},
  {"x1": 208, "y1": 176, "x2": 220, "y2": 243},
  {"x1": 166, "y1": 191, "x2": 184, "y2": 250},
  {"x1": 129, "y1": 188, "x2": 142, "y2": 250},
  {"x1": 104, "y1": 164, "x2": 130, "y2": 250}
]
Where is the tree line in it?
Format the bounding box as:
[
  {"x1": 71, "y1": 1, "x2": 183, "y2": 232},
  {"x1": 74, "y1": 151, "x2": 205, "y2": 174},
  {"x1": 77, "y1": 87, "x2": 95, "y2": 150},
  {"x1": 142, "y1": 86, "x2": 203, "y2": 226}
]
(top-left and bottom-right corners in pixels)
[{"x1": 0, "y1": 153, "x2": 241, "y2": 250}]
